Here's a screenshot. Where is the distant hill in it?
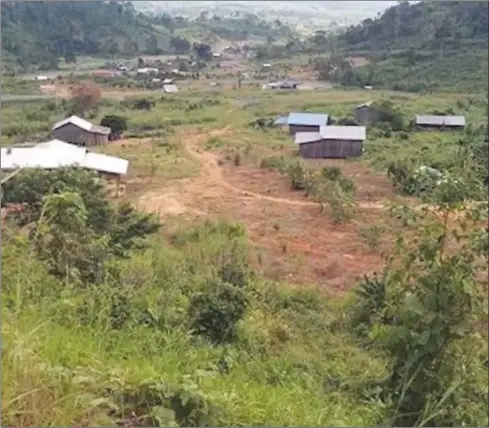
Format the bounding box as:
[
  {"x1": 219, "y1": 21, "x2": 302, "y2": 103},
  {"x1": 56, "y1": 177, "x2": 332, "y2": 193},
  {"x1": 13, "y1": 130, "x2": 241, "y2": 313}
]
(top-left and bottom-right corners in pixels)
[
  {"x1": 338, "y1": 1, "x2": 488, "y2": 51},
  {"x1": 333, "y1": 1, "x2": 488, "y2": 92},
  {"x1": 1, "y1": 1, "x2": 174, "y2": 72},
  {"x1": 135, "y1": 1, "x2": 398, "y2": 34},
  {"x1": 1, "y1": 1, "x2": 296, "y2": 73}
]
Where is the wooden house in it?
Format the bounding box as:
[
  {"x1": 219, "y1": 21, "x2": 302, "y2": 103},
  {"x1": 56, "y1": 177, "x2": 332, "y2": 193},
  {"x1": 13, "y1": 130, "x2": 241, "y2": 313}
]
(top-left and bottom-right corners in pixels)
[
  {"x1": 295, "y1": 126, "x2": 366, "y2": 159},
  {"x1": 415, "y1": 115, "x2": 466, "y2": 131},
  {"x1": 354, "y1": 102, "x2": 380, "y2": 125},
  {"x1": 52, "y1": 116, "x2": 111, "y2": 147}
]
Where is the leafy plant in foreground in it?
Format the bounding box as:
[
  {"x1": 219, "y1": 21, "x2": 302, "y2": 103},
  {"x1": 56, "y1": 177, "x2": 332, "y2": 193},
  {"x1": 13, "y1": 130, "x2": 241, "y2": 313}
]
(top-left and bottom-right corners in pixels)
[{"x1": 352, "y1": 177, "x2": 488, "y2": 426}]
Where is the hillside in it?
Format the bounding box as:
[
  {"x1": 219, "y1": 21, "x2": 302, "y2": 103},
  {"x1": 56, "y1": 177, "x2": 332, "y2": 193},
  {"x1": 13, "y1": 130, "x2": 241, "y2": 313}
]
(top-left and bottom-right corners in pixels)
[
  {"x1": 332, "y1": 1, "x2": 488, "y2": 92},
  {"x1": 1, "y1": 1, "x2": 175, "y2": 72},
  {"x1": 339, "y1": 1, "x2": 488, "y2": 51}
]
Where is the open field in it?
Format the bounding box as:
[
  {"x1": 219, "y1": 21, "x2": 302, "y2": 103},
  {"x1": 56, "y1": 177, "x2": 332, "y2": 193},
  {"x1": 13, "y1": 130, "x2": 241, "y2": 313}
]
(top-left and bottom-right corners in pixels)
[{"x1": 2, "y1": 79, "x2": 488, "y2": 427}]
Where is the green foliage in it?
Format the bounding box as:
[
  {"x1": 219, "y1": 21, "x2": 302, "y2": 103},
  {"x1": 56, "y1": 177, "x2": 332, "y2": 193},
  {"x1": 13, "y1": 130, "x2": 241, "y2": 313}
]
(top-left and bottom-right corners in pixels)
[
  {"x1": 350, "y1": 195, "x2": 488, "y2": 426},
  {"x1": 370, "y1": 100, "x2": 405, "y2": 131},
  {"x1": 189, "y1": 280, "x2": 249, "y2": 345},
  {"x1": 1, "y1": 1, "x2": 183, "y2": 72},
  {"x1": 334, "y1": 2, "x2": 488, "y2": 92},
  {"x1": 2, "y1": 168, "x2": 160, "y2": 283},
  {"x1": 360, "y1": 225, "x2": 386, "y2": 250},
  {"x1": 100, "y1": 115, "x2": 127, "y2": 139}
]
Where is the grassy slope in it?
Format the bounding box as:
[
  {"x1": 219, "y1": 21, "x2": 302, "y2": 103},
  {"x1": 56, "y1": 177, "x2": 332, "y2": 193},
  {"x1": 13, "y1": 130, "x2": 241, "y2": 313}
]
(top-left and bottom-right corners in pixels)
[{"x1": 2, "y1": 86, "x2": 488, "y2": 426}]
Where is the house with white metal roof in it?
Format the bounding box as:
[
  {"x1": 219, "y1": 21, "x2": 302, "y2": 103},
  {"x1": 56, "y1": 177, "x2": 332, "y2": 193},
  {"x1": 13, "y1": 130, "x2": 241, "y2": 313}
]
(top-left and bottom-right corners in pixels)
[
  {"x1": 294, "y1": 125, "x2": 366, "y2": 159},
  {"x1": 0, "y1": 140, "x2": 129, "y2": 177},
  {"x1": 163, "y1": 84, "x2": 179, "y2": 94},
  {"x1": 287, "y1": 112, "x2": 329, "y2": 135},
  {"x1": 52, "y1": 115, "x2": 111, "y2": 147},
  {"x1": 415, "y1": 115, "x2": 466, "y2": 130}
]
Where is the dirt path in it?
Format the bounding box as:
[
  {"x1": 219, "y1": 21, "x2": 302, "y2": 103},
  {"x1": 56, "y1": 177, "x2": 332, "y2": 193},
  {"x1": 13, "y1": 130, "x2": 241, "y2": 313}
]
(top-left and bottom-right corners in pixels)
[{"x1": 181, "y1": 128, "x2": 386, "y2": 210}]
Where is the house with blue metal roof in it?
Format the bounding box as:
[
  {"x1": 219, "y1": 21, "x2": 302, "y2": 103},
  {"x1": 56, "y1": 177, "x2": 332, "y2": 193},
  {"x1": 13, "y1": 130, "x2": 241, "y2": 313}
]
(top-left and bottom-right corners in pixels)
[{"x1": 287, "y1": 112, "x2": 329, "y2": 135}]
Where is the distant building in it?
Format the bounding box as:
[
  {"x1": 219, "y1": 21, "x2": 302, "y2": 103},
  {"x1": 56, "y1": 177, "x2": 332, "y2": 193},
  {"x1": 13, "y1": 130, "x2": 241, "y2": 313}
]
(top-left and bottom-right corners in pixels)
[
  {"x1": 287, "y1": 112, "x2": 329, "y2": 135},
  {"x1": 295, "y1": 126, "x2": 366, "y2": 159},
  {"x1": 262, "y1": 63, "x2": 271, "y2": 69},
  {"x1": 163, "y1": 84, "x2": 179, "y2": 94},
  {"x1": 35, "y1": 75, "x2": 49, "y2": 82},
  {"x1": 52, "y1": 116, "x2": 111, "y2": 147},
  {"x1": 355, "y1": 102, "x2": 380, "y2": 125},
  {"x1": 137, "y1": 68, "x2": 159, "y2": 75},
  {"x1": 415, "y1": 115, "x2": 466, "y2": 131}
]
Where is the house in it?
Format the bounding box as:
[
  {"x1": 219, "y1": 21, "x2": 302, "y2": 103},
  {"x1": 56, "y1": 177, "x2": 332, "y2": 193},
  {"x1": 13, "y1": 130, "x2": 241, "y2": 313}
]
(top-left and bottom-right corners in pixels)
[
  {"x1": 0, "y1": 140, "x2": 129, "y2": 182},
  {"x1": 163, "y1": 84, "x2": 179, "y2": 94},
  {"x1": 294, "y1": 126, "x2": 366, "y2": 158},
  {"x1": 354, "y1": 101, "x2": 380, "y2": 125},
  {"x1": 415, "y1": 115, "x2": 466, "y2": 131},
  {"x1": 287, "y1": 112, "x2": 329, "y2": 135},
  {"x1": 52, "y1": 116, "x2": 111, "y2": 147},
  {"x1": 137, "y1": 67, "x2": 159, "y2": 75}
]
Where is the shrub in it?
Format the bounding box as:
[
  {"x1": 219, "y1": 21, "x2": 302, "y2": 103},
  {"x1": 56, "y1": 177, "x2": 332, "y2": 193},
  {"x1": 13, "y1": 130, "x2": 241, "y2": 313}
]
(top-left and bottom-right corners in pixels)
[
  {"x1": 370, "y1": 100, "x2": 405, "y2": 131},
  {"x1": 260, "y1": 155, "x2": 287, "y2": 171},
  {"x1": 189, "y1": 280, "x2": 248, "y2": 344},
  {"x1": 100, "y1": 115, "x2": 127, "y2": 140},
  {"x1": 336, "y1": 116, "x2": 360, "y2": 126}
]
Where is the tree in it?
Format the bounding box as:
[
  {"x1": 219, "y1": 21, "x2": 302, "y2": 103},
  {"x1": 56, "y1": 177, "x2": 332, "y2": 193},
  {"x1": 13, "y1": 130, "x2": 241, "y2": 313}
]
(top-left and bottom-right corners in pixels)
[
  {"x1": 170, "y1": 36, "x2": 191, "y2": 54},
  {"x1": 193, "y1": 42, "x2": 212, "y2": 61},
  {"x1": 69, "y1": 80, "x2": 101, "y2": 118},
  {"x1": 64, "y1": 51, "x2": 77, "y2": 64},
  {"x1": 33, "y1": 191, "x2": 109, "y2": 284},
  {"x1": 2, "y1": 168, "x2": 161, "y2": 261},
  {"x1": 100, "y1": 115, "x2": 127, "y2": 140}
]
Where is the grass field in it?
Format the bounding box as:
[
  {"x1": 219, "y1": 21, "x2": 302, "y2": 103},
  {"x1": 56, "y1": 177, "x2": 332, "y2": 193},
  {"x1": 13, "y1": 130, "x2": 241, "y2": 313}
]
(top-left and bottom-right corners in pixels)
[{"x1": 2, "y1": 81, "x2": 488, "y2": 426}]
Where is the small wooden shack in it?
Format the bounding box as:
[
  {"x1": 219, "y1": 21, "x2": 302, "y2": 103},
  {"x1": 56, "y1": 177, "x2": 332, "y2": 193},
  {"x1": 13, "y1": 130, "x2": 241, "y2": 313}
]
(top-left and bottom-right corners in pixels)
[
  {"x1": 52, "y1": 116, "x2": 111, "y2": 147},
  {"x1": 354, "y1": 102, "x2": 380, "y2": 125},
  {"x1": 295, "y1": 126, "x2": 366, "y2": 159},
  {"x1": 415, "y1": 115, "x2": 466, "y2": 131},
  {"x1": 287, "y1": 112, "x2": 329, "y2": 135}
]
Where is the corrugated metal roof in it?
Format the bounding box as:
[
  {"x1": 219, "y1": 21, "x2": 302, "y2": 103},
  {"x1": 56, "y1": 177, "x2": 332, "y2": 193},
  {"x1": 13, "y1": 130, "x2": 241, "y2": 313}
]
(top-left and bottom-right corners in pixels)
[
  {"x1": 294, "y1": 126, "x2": 367, "y2": 144},
  {"x1": 415, "y1": 115, "x2": 466, "y2": 127},
  {"x1": 294, "y1": 132, "x2": 322, "y2": 144},
  {"x1": 163, "y1": 84, "x2": 179, "y2": 93},
  {"x1": 356, "y1": 101, "x2": 373, "y2": 108},
  {"x1": 287, "y1": 112, "x2": 328, "y2": 126},
  {"x1": 274, "y1": 116, "x2": 288, "y2": 125},
  {"x1": 1, "y1": 141, "x2": 129, "y2": 175},
  {"x1": 83, "y1": 152, "x2": 129, "y2": 175},
  {"x1": 52, "y1": 115, "x2": 111, "y2": 135},
  {"x1": 35, "y1": 139, "x2": 84, "y2": 151},
  {"x1": 320, "y1": 126, "x2": 366, "y2": 140},
  {"x1": 0, "y1": 146, "x2": 87, "y2": 170}
]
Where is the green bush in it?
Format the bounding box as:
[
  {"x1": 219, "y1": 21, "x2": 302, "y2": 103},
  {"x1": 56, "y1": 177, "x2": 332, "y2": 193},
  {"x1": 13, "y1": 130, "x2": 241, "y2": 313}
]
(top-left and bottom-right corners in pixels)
[{"x1": 189, "y1": 280, "x2": 248, "y2": 344}]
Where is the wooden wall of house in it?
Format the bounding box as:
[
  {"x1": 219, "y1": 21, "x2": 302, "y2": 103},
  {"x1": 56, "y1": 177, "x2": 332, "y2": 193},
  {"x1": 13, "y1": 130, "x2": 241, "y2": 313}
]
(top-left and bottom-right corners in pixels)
[
  {"x1": 288, "y1": 124, "x2": 321, "y2": 135},
  {"x1": 298, "y1": 139, "x2": 363, "y2": 159},
  {"x1": 416, "y1": 124, "x2": 464, "y2": 132},
  {"x1": 52, "y1": 123, "x2": 109, "y2": 146}
]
